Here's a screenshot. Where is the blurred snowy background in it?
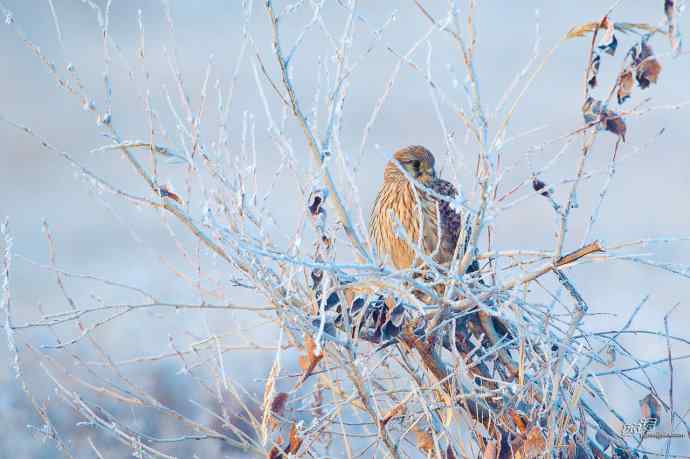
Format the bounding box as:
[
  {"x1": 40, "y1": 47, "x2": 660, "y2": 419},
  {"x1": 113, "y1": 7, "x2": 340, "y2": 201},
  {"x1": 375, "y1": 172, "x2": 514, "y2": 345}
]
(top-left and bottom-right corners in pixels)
[{"x1": 1, "y1": 1, "x2": 689, "y2": 457}]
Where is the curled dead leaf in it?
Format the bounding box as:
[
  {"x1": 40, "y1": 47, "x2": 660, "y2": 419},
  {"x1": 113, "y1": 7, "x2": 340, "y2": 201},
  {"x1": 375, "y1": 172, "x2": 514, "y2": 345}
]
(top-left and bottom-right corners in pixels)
[
  {"x1": 531, "y1": 177, "x2": 550, "y2": 197},
  {"x1": 264, "y1": 391, "x2": 289, "y2": 433},
  {"x1": 604, "y1": 112, "x2": 627, "y2": 142},
  {"x1": 617, "y1": 68, "x2": 634, "y2": 104},
  {"x1": 634, "y1": 41, "x2": 662, "y2": 89},
  {"x1": 288, "y1": 422, "x2": 302, "y2": 454},
  {"x1": 271, "y1": 392, "x2": 289, "y2": 418},
  {"x1": 598, "y1": 17, "x2": 618, "y2": 55},
  {"x1": 637, "y1": 58, "x2": 662, "y2": 89},
  {"x1": 307, "y1": 188, "x2": 328, "y2": 216},
  {"x1": 582, "y1": 97, "x2": 626, "y2": 141},
  {"x1": 510, "y1": 410, "x2": 528, "y2": 433},
  {"x1": 296, "y1": 334, "x2": 323, "y2": 387}
]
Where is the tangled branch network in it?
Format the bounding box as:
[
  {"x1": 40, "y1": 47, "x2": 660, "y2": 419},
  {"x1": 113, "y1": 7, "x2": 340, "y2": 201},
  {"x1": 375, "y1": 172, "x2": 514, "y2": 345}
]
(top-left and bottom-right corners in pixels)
[{"x1": 1, "y1": 1, "x2": 689, "y2": 458}]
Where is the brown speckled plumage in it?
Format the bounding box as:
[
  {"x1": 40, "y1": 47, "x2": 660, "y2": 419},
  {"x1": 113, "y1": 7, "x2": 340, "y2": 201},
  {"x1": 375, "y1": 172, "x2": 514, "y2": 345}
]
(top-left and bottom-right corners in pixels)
[
  {"x1": 369, "y1": 145, "x2": 465, "y2": 270},
  {"x1": 429, "y1": 178, "x2": 463, "y2": 265}
]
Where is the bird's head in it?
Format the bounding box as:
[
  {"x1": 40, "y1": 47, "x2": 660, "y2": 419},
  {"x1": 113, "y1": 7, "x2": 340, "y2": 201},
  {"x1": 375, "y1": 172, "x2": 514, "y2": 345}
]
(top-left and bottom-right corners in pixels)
[{"x1": 385, "y1": 145, "x2": 436, "y2": 186}]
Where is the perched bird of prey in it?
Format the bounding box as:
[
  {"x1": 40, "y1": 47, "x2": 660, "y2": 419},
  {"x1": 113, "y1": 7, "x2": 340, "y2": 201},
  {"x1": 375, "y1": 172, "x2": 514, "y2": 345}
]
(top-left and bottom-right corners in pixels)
[
  {"x1": 369, "y1": 145, "x2": 467, "y2": 271},
  {"x1": 368, "y1": 145, "x2": 513, "y2": 354}
]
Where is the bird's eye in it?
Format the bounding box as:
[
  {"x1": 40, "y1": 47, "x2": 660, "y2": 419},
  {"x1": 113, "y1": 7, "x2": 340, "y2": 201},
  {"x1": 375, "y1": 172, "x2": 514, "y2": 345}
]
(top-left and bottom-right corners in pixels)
[{"x1": 411, "y1": 160, "x2": 421, "y2": 170}]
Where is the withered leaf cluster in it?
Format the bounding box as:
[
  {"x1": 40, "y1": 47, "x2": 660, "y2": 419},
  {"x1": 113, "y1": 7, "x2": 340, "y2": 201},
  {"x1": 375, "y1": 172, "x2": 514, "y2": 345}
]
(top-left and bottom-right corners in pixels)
[
  {"x1": 615, "y1": 39, "x2": 662, "y2": 105},
  {"x1": 587, "y1": 18, "x2": 621, "y2": 89},
  {"x1": 582, "y1": 16, "x2": 664, "y2": 142},
  {"x1": 582, "y1": 97, "x2": 626, "y2": 141}
]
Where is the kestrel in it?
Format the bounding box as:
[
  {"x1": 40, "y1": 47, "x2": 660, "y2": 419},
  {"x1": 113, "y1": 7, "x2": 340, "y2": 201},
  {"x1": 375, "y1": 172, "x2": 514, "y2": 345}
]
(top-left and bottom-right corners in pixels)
[{"x1": 369, "y1": 145, "x2": 467, "y2": 271}]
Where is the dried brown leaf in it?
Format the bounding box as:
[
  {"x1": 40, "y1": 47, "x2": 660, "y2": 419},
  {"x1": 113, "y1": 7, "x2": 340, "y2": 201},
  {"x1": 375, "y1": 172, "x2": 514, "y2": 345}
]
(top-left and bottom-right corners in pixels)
[
  {"x1": 296, "y1": 334, "x2": 323, "y2": 387},
  {"x1": 510, "y1": 410, "x2": 528, "y2": 433},
  {"x1": 264, "y1": 391, "x2": 289, "y2": 434},
  {"x1": 637, "y1": 58, "x2": 662, "y2": 89},
  {"x1": 445, "y1": 445, "x2": 457, "y2": 459},
  {"x1": 635, "y1": 42, "x2": 662, "y2": 89},
  {"x1": 566, "y1": 21, "x2": 600, "y2": 39},
  {"x1": 604, "y1": 111, "x2": 627, "y2": 141},
  {"x1": 287, "y1": 422, "x2": 302, "y2": 454},
  {"x1": 415, "y1": 429, "x2": 434, "y2": 453},
  {"x1": 617, "y1": 68, "x2": 634, "y2": 104},
  {"x1": 582, "y1": 97, "x2": 626, "y2": 141},
  {"x1": 271, "y1": 392, "x2": 289, "y2": 418}
]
